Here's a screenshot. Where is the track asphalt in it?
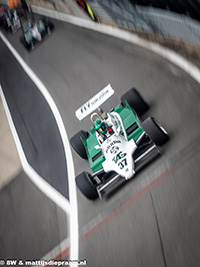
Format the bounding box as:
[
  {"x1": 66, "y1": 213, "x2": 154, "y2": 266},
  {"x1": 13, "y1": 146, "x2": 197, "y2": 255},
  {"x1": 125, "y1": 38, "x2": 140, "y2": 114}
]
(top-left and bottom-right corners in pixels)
[{"x1": 0, "y1": 5, "x2": 200, "y2": 267}]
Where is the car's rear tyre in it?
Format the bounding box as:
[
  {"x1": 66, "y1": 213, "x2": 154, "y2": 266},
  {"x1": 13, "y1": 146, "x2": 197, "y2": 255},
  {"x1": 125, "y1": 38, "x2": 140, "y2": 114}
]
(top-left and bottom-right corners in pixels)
[
  {"x1": 76, "y1": 172, "x2": 98, "y2": 200},
  {"x1": 142, "y1": 117, "x2": 169, "y2": 146},
  {"x1": 121, "y1": 88, "x2": 149, "y2": 116},
  {"x1": 70, "y1": 130, "x2": 89, "y2": 159}
]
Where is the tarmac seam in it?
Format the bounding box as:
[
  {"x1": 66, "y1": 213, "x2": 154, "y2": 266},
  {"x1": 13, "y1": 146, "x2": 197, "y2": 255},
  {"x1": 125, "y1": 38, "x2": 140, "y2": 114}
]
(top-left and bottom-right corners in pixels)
[
  {"x1": 150, "y1": 191, "x2": 167, "y2": 267},
  {"x1": 11, "y1": 93, "x2": 39, "y2": 156}
]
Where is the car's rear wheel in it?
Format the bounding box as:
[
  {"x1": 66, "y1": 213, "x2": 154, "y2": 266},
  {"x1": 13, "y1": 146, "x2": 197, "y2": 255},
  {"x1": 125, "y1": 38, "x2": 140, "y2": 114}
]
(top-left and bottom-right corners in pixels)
[
  {"x1": 121, "y1": 88, "x2": 149, "y2": 116},
  {"x1": 142, "y1": 117, "x2": 169, "y2": 146},
  {"x1": 70, "y1": 130, "x2": 88, "y2": 159},
  {"x1": 76, "y1": 172, "x2": 98, "y2": 200}
]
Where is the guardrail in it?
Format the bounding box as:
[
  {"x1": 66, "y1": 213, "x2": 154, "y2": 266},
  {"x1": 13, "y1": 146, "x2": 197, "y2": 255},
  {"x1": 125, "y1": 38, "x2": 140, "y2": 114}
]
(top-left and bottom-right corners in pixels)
[
  {"x1": 87, "y1": 0, "x2": 200, "y2": 46},
  {"x1": 129, "y1": 0, "x2": 200, "y2": 23}
]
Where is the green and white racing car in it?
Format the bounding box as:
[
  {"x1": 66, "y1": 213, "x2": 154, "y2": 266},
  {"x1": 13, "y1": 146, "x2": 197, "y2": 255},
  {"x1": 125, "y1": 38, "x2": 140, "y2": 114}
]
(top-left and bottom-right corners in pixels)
[{"x1": 70, "y1": 84, "x2": 169, "y2": 200}]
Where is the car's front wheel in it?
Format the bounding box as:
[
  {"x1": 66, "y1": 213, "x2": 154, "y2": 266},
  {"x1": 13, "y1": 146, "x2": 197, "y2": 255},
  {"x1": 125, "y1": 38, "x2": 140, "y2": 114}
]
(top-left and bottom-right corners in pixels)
[
  {"x1": 76, "y1": 172, "x2": 98, "y2": 200},
  {"x1": 142, "y1": 117, "x2": 169, "y2": 146},
  {"x1": 70, "y1": 130, "x2": 88, "y2": 159},
  {"x1": 121, "y1": 88, "x2": 149, "y2": 116}
]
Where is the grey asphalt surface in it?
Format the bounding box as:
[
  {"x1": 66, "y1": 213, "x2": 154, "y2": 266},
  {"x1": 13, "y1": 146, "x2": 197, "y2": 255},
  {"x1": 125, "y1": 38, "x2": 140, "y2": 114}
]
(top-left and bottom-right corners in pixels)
[
  {"x1": 0, "y1": 35, "x2": 70, "y2": 260},
  {"x1": 1, "y1": 15, "x2": 200, "y2": 267},
  {"x1": 0, "y1": 170, "x2": 68, "y2": 260},
  {"x1": 0, "y1": 38, "x2": 69, "y2": 199}
]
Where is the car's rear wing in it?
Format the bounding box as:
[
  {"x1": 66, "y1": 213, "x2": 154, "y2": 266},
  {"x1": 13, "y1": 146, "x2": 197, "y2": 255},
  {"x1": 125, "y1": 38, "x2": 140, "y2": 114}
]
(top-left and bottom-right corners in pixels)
[{"x1": 75, "y1": 84, "x2": 114, "y2": 121}]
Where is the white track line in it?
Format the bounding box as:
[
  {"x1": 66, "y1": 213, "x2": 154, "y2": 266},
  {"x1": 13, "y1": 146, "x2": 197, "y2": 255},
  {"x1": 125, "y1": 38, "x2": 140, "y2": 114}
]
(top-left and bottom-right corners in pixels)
[
  {"x1": 0, "y1": 32, "x2": 78, "y2": 264},
  {"x1": 29, "y1": 8, "x2": 200, "y2": 262},
  {"x1": 41, "y1": 236, "x2": 70, "y2": 262},
  {"x1": 0, "y1": 85, "x2": 70, "y2": 213},
  {"x1": 1, "y1": 7, "x2": 200, "y2": 264}
]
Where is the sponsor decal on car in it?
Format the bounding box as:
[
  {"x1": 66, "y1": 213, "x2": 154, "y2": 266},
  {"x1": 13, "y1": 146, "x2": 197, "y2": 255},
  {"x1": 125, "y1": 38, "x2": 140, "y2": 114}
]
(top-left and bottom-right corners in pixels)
[
  {"x1": 76, "y1": 84, "x2": 114, "y2": 120},
  {"x1": 110, "y1": 146, "x2": 119, "y2": 155},
  {"x1": 105, "y1": 140, "x2": 121, "y2": 154}
]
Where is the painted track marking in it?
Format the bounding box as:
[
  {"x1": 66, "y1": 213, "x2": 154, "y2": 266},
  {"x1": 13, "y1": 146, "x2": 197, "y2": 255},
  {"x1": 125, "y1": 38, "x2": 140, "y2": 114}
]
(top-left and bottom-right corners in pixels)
[
  {"x1": 0, "y1": 32, "x2": 78, "y2": 264},
  {"x1": 1, "y1": 4, "x2": 200, "y2": 263}
]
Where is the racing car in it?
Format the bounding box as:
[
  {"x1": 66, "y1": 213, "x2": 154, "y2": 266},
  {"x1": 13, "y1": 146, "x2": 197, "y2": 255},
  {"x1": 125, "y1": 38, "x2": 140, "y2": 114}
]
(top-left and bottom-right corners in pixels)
[
  {"x1": 70, "y1": 84, "x2": 169, "y2": 200},
  {"x1": 0, "y1": 6, "x2": 22, "y2": 33},
  {"x1": 20, "y1": 17, "x2": 54, "y2": 50}
]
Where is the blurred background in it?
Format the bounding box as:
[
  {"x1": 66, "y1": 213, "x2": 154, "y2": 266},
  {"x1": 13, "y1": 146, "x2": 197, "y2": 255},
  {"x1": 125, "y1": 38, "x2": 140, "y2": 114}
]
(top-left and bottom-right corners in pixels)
[{"x1": 0, "y1": 0, "x2": 200, "y2": 266}]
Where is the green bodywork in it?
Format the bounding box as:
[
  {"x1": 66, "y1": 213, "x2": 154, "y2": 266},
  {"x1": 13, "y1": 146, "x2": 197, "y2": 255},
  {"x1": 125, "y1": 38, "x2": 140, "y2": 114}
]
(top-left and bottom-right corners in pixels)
[{"x1": 81, "y1": 102, "x2": 144, "y2": 172}]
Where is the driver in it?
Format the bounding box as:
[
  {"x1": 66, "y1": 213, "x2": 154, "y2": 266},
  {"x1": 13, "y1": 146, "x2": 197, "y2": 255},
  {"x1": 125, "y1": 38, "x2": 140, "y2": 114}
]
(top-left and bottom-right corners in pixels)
[{"x1": 94, "y1": 118, "x2": 113, "y2": 141}]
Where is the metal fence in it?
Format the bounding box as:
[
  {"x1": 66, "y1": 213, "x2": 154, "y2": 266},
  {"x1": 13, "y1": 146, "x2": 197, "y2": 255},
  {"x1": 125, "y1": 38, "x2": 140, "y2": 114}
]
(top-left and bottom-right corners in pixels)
[
  {"x1": 130, "y1": 0, "x2": 200, "y2": 22},
  {"x1": 87, "y1": 0, "x2": 200, "y2": 46}
]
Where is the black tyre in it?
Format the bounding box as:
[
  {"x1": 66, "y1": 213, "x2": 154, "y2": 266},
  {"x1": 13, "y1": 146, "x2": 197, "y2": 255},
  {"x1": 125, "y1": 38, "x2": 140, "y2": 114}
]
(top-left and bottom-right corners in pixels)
[
  {"x1": 76, "y1": 172, "x2": 98, "y2": 200},
  {"x1": 142, "y1": 117, "x2": 169, "y2": 146},
  {"x1": 70, "y1": 130, "x2": 88, "y2": 159},
  {"x1": 121, "y1": 88, "x2": 149, "y2": 116}
]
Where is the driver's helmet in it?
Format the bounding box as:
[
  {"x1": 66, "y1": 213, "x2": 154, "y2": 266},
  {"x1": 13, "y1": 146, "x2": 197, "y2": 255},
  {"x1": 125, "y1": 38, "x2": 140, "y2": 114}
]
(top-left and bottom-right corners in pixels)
[{"x1": 94, "y1": 119, "x2": 107, "y2": 135}]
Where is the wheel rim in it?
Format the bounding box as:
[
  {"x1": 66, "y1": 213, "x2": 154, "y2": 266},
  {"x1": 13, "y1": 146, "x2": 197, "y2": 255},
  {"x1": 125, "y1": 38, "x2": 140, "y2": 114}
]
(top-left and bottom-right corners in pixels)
[{"x1": 153, "y1": 118, "x2": 168, "y2": 136}]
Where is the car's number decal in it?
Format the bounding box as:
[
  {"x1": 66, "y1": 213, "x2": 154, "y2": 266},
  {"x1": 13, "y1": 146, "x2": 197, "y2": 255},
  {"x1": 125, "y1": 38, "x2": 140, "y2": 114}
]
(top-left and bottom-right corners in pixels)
[{"x1": 118, "y1": 158, "x2": 127, "y2": 169}]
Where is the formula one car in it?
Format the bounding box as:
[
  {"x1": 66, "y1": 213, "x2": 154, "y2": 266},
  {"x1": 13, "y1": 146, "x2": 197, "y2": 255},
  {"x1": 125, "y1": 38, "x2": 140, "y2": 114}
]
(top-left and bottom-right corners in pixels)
[
  {"x1": 70, "y1": 84, "x2": 169, "y2": 200},
  {"x1": 0, "y1": 6, "x2": 21, "y2": 33},
  {"x1": 20, "y1": 17, "x2": 54, "y2": 50}
]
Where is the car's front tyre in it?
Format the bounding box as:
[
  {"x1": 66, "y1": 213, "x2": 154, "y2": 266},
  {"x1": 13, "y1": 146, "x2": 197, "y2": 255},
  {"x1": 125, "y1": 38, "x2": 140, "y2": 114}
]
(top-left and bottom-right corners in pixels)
[
  {"x1": 142, "y1": 117, "x2": 169, "y2": 146},
  {"x1": 70, "y1": 130, "x2": 88, "y2": 159},
  {"x1": 76, "y1": 172, "x2": 98, "y2": 200},
  {"x1": 121, "y1": 88, "x2": 149, "y2": 116}
]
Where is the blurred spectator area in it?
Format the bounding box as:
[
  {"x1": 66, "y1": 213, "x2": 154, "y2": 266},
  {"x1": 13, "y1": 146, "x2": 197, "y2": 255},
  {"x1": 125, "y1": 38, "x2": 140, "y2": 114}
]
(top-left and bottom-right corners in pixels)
[{"x1": 130, "y1": 0, "x2": 200, "y2": 22}]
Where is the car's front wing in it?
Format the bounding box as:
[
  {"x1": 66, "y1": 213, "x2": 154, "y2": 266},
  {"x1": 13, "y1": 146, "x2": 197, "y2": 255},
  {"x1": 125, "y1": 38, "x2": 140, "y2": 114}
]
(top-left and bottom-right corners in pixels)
[{"x1": 95, "y1": 135, "x2": 160, "y2": 199}]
